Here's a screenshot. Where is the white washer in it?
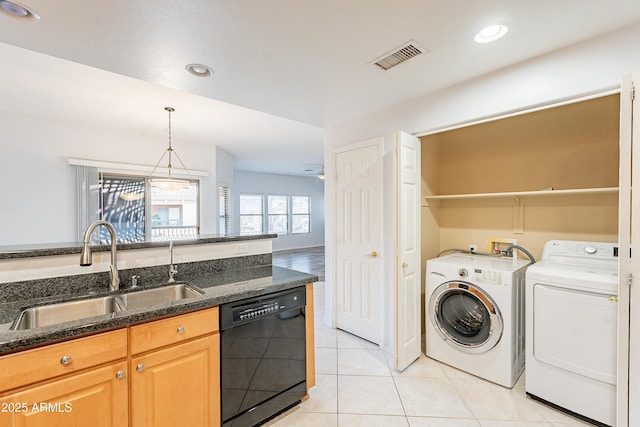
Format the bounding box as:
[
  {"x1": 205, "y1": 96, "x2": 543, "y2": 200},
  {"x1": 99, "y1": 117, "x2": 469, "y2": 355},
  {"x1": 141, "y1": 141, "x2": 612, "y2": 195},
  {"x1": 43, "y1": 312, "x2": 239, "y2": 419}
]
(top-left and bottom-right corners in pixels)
[
  {"x1": 426, "y1": 254, "x2": 530, "y2": 388},
  {"x1": 525, "y1": 240, "x2": 618, "y2": 426}
]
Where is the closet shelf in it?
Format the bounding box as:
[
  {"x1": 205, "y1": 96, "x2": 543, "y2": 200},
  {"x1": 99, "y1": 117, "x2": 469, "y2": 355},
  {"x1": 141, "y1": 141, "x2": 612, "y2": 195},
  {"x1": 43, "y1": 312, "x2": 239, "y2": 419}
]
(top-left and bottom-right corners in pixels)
[{"x1": 423, "y1": 186, "x2": 619, "y2": 202}]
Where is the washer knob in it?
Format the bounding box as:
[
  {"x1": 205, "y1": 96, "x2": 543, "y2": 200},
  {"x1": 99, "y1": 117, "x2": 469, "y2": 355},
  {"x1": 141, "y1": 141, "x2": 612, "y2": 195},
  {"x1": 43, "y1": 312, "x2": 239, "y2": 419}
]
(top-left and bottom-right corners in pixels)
[{"x1": 458, "y1": 268, "x2": 468, "y2": 278}]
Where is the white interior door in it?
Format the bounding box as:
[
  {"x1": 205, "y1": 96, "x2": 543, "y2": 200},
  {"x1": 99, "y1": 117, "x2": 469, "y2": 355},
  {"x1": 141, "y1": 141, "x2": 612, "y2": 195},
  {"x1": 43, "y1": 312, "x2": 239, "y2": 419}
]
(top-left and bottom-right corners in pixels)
[
  {"x1": 619, "y1": 72, "x2": 639, "y2": 427},
  {"x1": 394, "y1": 131, "x2": 421, "y2": 370},
  {"x1": 334, "y1": 138, "x2": 383, "y2": 344}
]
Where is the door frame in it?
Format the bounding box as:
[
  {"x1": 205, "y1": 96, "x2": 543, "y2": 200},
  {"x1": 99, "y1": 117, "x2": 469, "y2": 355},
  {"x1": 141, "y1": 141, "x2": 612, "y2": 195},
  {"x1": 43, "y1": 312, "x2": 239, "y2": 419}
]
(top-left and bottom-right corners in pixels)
[{"x1": 618, "y1": 72, "x2": 637, "y2": 427}]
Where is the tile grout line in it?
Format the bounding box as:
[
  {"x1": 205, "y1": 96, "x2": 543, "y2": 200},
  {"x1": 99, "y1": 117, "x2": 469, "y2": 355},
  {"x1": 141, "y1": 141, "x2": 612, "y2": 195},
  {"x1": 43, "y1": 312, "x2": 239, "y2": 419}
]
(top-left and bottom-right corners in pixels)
[
  {"x1": 387, "y1": 354, "x2": 412, "y2": 425},
  {"x1": 447, "y1": 377, "x2": 482, "y2": 425}
]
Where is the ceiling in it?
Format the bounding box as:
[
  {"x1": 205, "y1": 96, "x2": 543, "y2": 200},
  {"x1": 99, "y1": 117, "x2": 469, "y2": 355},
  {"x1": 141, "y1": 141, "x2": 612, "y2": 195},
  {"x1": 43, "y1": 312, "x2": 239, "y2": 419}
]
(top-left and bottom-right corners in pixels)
[{"x1": 1, "y1": 1, "x2": 640, "y2": 175}]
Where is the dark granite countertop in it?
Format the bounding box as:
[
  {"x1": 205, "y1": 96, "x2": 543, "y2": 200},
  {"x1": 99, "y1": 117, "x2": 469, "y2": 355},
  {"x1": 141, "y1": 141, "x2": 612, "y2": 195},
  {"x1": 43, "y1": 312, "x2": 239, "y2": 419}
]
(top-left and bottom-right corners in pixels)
[
  {"x1": 0, "y1": 233, "x2": 277, "y2": 260},
  {"x1": 0, "y1": 265, "x2": 317, "y2": 355}
]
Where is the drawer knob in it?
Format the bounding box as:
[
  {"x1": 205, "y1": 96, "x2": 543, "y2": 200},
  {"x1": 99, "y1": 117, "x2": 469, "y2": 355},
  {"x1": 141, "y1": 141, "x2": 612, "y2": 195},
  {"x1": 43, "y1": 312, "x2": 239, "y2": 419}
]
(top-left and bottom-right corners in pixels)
[
  {"x1": 136, "y1": 363, "x2": 145, "y2": 372},
  {"x1": 116, "y1": 370, "x2": 126, "y2": 379},
  {"x1": 177, "y1": 326, "x2": 185, "y2": 334},
  {"x1": 60, "y1": 355, "x2": 72, "y2": 366}
]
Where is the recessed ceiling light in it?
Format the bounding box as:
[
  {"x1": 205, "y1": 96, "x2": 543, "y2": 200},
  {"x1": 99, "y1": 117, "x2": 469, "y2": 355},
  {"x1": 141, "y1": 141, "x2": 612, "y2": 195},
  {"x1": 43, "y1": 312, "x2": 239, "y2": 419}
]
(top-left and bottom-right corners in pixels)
[
  {"x1": 185, "y1": 63, "x2": 213, "y2": 77},
  {"x1": 474, "y1": 24, "x2": 508, "y2": 44},
  {"x1": 0, "y1": 0, "x2": 39, "y2": 22}
]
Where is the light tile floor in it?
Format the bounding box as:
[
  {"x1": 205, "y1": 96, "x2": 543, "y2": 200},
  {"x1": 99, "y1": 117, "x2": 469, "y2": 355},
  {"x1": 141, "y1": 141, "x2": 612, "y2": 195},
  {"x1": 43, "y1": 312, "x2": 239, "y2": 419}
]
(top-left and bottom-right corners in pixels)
[{"x1": 268, "y1": 282, "x2": 593, "y2": 427}]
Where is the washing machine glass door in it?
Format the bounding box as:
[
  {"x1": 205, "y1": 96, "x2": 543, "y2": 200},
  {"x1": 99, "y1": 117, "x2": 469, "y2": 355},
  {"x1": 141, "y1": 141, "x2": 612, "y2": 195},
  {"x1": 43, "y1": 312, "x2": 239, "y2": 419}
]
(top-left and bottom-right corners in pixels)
[{"x1": 430, "y1": 281, "x2": 503, "y2": 354}]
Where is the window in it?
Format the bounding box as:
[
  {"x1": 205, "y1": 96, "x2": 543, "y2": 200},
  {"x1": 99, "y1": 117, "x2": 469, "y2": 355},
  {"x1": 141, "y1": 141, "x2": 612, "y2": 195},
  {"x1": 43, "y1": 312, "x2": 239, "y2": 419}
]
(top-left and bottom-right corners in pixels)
[
  {"x1": 292, "y1": 196, "x2": 311, "y2": 234},
  {"x1": 239, "y1": 194, "x2": 264, "y2": 235},
  {"x1": 238, "y1": 193, "x2": 311, "y2": 236},
  {"x1": 267, "y1": 195, "x2": 288, "y2": 234},
  {"x1": 99, "y1": 175, "x2": 146, "y2": 242},
  {"x1": 97, "y1": 173, "x2": 199, "y2": 242},
  {"x1": 74, "y1": 164, "x2": 201, "y2": 243},
  {"x1": 219, "y1": 186, "x2": 230, "y2": 235},
  {"x1": 148, "y1": 181, "x2": 199, "y2": 239}
]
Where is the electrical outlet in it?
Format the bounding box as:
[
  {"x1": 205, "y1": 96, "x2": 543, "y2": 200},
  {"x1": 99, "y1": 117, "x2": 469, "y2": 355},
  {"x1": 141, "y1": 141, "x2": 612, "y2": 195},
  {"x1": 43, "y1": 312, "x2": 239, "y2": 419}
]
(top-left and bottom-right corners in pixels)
[
  {"x1": 233, "y1": 244, "x2": 248, "y2": 254},
  {"x1": 469, "y1": 244, "x2": 477, "y2": 253}
]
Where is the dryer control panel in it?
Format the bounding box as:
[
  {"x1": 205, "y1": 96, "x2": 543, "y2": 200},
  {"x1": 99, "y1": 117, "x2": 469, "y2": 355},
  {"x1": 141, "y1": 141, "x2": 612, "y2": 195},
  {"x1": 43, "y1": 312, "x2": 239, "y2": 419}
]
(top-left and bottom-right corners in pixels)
[{"x1": 542, "y1": 240, "x2": 618, "y2": 268}]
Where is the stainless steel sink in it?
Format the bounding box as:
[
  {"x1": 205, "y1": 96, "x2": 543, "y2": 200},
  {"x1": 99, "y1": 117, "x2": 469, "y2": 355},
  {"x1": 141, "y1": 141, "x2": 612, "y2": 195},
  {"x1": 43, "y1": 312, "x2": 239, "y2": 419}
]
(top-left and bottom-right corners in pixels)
[
  {"x1": 11, "y1": 284, "x2": 203, "y2": 330},
  {"x1": 116, "y1": 284, "x2": 203, "y2": 310},
  {"x1": 11, "y1": 296, "x2": 123, "y2": 330}
]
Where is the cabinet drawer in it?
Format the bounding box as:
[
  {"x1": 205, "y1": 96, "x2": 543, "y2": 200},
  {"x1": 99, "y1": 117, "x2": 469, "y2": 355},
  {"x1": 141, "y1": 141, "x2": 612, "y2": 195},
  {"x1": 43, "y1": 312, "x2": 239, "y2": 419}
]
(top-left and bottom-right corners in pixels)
[
  {"x1": 130, "y1": 307, "x2": 218, "y2": 355},
  {"x1": 0, "y1": 361, "x2": 128, "y2": 427},
  {"x1": 0, "y1": 329, "x2": 127, "y2": 393}
]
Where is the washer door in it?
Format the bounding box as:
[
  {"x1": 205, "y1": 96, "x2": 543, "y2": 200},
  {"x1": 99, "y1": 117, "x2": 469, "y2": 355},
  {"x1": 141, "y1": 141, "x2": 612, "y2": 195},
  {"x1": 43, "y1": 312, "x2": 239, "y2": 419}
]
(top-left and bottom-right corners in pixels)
[{"x1": 429, "y1": 281, "x2": 503, "y2": 354}]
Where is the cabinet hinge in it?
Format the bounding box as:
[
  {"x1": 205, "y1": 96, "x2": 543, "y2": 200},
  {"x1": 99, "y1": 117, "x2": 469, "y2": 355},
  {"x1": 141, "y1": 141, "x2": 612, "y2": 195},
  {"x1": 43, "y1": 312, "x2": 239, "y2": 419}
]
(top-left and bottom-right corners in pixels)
[
  {"x1": 629, "y1": 272, "x2": 633, "y2": 287},
  {"x1": 631, "y1": 85, "x2": 636, "y2": 101}
]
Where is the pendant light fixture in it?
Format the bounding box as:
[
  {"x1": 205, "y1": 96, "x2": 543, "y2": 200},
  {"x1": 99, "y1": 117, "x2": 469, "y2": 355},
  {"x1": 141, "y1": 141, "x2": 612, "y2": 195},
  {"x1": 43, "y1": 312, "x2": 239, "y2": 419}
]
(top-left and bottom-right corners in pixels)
[{"x1": 149, "y1": 107, "x2": 193, "y2": 191}]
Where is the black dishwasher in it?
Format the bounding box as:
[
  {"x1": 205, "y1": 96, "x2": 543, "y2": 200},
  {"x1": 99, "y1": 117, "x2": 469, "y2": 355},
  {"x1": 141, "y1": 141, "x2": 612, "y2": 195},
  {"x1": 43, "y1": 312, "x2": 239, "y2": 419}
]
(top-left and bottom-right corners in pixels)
[{"x1": 220, "y1": 286, "x2": 307, "y2": 426}]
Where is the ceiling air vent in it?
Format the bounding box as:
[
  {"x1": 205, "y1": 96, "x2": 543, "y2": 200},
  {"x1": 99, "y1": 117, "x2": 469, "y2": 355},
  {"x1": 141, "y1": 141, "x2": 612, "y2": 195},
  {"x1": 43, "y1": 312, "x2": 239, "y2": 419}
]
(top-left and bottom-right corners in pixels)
[{"x1": 370, "y1": 40, "x2": 426, "y2": 71}]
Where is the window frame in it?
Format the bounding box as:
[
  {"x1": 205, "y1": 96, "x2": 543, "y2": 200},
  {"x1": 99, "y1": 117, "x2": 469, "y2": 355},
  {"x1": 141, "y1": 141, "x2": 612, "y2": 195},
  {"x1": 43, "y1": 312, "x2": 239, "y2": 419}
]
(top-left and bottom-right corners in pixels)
[
  {"x1": 239, "y1": 193, "x2": 265, "y2": 235},
  {"x1": 291, "y1": 195, "x2": 311, "y2": 234},
  {"x1": 267, "y1": 194, "x2": 289, "y2": 235}
]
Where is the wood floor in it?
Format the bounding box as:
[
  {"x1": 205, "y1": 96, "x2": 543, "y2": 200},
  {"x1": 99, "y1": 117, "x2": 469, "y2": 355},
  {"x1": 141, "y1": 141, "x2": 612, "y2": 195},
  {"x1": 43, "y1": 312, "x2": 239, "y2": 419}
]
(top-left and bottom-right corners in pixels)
[{"x1": 273, "y1": 246, "x2": 325, "y2": 281}]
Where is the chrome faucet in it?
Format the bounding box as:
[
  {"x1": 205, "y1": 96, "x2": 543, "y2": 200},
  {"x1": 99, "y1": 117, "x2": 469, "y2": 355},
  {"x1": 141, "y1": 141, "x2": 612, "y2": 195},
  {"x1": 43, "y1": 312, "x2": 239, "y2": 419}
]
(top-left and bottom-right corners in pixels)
[
  {"x1": 168, "y1": 240, "x2": 177, "y2": 283},
  {"x1": 80, "y1": 220, "x2": 120, "y2": 292}
]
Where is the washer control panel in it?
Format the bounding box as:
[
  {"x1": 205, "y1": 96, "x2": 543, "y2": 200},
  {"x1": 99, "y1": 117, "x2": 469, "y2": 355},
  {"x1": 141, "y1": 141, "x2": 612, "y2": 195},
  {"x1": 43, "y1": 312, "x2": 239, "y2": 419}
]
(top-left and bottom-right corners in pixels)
[{"x1": 471, "y1": 268, "x2": 504, "y2": 286}]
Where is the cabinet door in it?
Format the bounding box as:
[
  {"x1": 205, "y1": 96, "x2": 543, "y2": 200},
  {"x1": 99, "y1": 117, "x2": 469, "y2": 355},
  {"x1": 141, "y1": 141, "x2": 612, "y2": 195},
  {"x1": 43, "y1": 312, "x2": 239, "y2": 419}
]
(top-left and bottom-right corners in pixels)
[
  {"x1": 0, "y1": 361, "x2": 128, "y2": 427},
  {"x1": 131, "y1": 334, "x2": 220, "y2": 427}
]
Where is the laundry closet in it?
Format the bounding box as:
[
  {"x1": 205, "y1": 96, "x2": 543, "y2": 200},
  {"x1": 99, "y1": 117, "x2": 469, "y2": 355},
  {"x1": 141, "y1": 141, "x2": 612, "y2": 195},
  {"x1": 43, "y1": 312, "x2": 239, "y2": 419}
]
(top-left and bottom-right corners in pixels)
[
  {"x1": 420, "y1": 93, "x2": 620, "y2": 267},
  {"x1": 419, "y1": 93, "x2": 622, "y2": 424}
]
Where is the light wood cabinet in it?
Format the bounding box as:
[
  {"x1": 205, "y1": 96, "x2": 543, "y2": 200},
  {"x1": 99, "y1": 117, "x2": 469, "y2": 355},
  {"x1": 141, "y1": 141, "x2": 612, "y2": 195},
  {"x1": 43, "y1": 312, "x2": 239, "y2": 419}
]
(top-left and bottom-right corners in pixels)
[
  {"x1": 0, "y1": 330, "x2": 128, "y2": 427},
  {"x1": 306, "y1": 283, "x2": 316, "y2": 389},
  {"x1": 0, "y1": 329, "x2": 127, "y2": 393},
  {"x1": 129, "y1": 307, "x2": 218, "y2": 354},
  {"x1": 130, "y1": 307, "x2": 220, "y2": 427},
  {"x1": 131, "y1": 335, "x2": 219, "y2": 427},
  {"x1": 0, "y1": 307, "x2": 220, "y2": 427}
]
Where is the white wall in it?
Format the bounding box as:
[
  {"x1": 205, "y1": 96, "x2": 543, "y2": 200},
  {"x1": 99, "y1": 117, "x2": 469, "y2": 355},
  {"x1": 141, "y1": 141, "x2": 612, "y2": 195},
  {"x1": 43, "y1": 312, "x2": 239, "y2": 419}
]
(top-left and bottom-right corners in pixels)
[
  {"x1": 0, "y1": 112, "x2": 217, "y2": 246},
  {"x1": 0, "y1": 239, "x2": 273, "y2": 284},
  {"x1": 234, "y1": 171, "x2": 325, "y2": 251},
  {"x1": 323, "y1": 24, "x2": 640, "y2": 352}
]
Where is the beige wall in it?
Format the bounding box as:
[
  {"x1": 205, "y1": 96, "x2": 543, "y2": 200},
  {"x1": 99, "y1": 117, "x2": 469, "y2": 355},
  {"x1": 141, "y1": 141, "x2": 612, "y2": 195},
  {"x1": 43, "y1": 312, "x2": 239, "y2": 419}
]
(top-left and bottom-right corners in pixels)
[{"x1": 421, "y1": 94, "x2": 620, "y2": 267}]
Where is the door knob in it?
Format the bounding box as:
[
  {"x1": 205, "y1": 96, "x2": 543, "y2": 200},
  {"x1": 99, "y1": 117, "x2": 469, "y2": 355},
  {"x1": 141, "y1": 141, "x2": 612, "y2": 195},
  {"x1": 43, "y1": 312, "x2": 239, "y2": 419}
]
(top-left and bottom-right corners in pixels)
[
  {"x1": 402, "y1": 262, "x2": 408, "y2": 268},
  {"x1": 369, "y1": 251, "x2": 378, "y2": 258}
]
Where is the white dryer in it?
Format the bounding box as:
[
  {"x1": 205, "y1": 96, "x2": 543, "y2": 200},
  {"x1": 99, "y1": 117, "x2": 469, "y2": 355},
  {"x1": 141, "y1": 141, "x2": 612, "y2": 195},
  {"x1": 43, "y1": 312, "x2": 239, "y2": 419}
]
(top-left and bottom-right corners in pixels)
[
  {"x1": 426, "y1": 254, "x2": 530, "y2": 388},
  {"x1": 526, "y1": 240, "x2": 618, "y2": 426}
]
